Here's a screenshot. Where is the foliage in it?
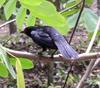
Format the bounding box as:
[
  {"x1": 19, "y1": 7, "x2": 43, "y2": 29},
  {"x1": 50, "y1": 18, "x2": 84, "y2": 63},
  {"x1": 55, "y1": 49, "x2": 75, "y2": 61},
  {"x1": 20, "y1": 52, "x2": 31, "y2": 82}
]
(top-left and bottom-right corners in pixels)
[
  {"x1": 0, "y1": 63, "x2": 8, "y2": 77},
  {"x1": 0, "y1": 0, "x2": 5, "y2": 7},
  {"x1": 86, "y1": 74, "x2": 100, "y2": 87},
  {"x1": 4, "y1": 0, "x2": 16, "y2": 20},
  {"x1": 0, "y1": 45, "x2": 34, "y2": 77},
  {"x1": 67, "y1": 8, "x2": 99, "y2": 32},
  {"x1": 0, "y1": 0, "x2": 98, "y2": 33},
  {"x1": 0, "y1": 45, "x2": 33, "y2": 87},
  {"x1": 62, "y1": 0, "x2": 99, "y2": 32},
  {"x1": 10, "y1": 57, "x2": 34, "y2": 69},
  {"x1": 16, "y1": 58, "x2": 25, "y2": 88},
  {"x1": 0, "y1": 0, "x2": 99, "y2": 87},
  {"x1": 0, "y1": 0, "x2": 69, "y2": 34},
  {"x1": 0, "y1": 45, "x2": 16, "y2": 78}
]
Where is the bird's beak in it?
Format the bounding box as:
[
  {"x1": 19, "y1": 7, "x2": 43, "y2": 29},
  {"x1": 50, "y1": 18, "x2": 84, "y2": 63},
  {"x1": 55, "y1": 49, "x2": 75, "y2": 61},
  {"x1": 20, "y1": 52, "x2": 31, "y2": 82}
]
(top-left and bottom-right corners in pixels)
[{"x1": 20, "y1": 31, "x2": 24, "y2": 33}]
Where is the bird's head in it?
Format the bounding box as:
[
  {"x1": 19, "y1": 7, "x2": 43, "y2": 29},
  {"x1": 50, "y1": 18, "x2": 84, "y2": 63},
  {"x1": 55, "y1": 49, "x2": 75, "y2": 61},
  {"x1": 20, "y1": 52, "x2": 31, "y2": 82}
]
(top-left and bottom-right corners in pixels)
[{"x1": 21, "y1": 26, "x2": 36, "y2": 37}]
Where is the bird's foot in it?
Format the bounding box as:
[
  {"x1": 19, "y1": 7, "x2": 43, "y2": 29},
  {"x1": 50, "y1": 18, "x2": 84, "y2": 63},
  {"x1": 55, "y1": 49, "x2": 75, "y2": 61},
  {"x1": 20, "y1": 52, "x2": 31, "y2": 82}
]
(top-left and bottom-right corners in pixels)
[
  {"x1": 38, "y1": 51, "x2": 49, "y2": 57},
  {"x1": 51, "y1": 50, "x2": 57, "y2": 58},
  {"x1": 38, "y1": 51, "x2": 43, "y2": 56}
]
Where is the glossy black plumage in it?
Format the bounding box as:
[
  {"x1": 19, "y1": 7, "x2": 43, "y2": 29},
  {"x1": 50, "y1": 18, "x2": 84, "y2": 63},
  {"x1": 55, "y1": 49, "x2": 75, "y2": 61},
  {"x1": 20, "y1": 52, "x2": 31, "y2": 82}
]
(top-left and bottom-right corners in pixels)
[{"x1": 22, "y1": 26, "x2": 78, "y2": 58}]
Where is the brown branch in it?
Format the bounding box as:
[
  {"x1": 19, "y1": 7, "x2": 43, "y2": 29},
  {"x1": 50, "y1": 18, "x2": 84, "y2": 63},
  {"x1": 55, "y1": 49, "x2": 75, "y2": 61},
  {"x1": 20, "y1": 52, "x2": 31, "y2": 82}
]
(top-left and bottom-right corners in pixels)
[{"x1": 6, "y1": 48, "x2": 100, "y2": 63}]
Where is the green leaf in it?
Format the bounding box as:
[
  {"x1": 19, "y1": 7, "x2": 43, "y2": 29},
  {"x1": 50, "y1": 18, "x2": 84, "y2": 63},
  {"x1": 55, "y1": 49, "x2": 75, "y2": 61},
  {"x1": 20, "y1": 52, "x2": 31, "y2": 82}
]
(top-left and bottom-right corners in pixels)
[
  {"x1": 62, "y1": 8, "x2": 79, "y2": 16},
  {"x1": 20, "y1": 0, "x2": 45, "y2": 7},
  {"x1": 20, "y1": 58, "x2": 34, "y2": 69},
  {"x1": 97, "y1": 30, "x2": 100, "y2": 35},
  {"x1": 67, "y1": 8, "x2": 99, "y2": 32},
  {"x1": 75, "y1": 0, "x2": 81, "y2": 4},
  {"x1": 16, "y1": 1, "x2": 69, "y2": 34},
  {"x1": 30, "y1": 1, "x2": 69, "y2": 34},
  {"x1": 0, "y1": 0, "x2": 6, "y2": 7},
  {"x1": 0, "y1": 63, "x2": 8, "y2": 77},
  {"x1": 26, "y1": 14, "x2": 36, "y2": 26},
  {"x1": 16, "y1": 6, "x2": 26, "y2": 30},
  {"x1": 65, "y1": 0, "x2": 76, "y2": 8},
  {"x1": 82, "y1": 8, "x2": 99, "y2": 32},
  {"x1": 16, "y1": 58, "x2": 25, "y2": 88},
  {"x1": 0, "y1": 46, "x2": 16, "y2": 79},
  {"x1": 68, "y1": 13, "x2": 79, "y2": 28},
  {"x1": 10, "y1": 57, "x2": 34, "y2": 69},
  {"x1": 4, "y1": 0, "x2": 16, "y2": 20},
  {"x1": 85, "y1": 0, "x2": 94, "y2": 6},
  {"x1": 29, "y1": 1, "x2": 57, "y2": 16},
  {"x1": 42, "y1": 13, "x2": 69, "y2": 34}
]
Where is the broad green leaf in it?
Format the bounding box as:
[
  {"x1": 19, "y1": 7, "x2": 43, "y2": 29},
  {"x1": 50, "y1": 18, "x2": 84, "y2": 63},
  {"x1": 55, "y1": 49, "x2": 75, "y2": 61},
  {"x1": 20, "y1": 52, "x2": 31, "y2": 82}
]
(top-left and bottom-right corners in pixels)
[
  {"x1": 82, "y1": 8, "x2": 99, "y2": 32},
  {"x1": 16, "y1": 7, "x2": 26, "y2": 30},
  {"x1": 20, "y1": 0, "x2": 45, "y2": 7},
  {"x1": 16, "y1": 1, "x2": 69, "y2": 34},
  {"x1": 10, "y1": 57, "x2": 34, "y2": 69},
  {"x1": 29, "y1": 1, "x2": 57, "y2": 16},
  {"x1": 26, "y1": 14, "x2": 36, "y2": 26},
  {"x1": 30, "y1": 1, "x2": 69, "y2": 34},
  {"x1": 19, "y1": 58, "x2": 34, "y2": 69},
  {"x1": 68, "y1": 8, "x2": 99, "y2": 32},
  {"x1": 16, "y1": 58, "x2": 25, "y2": 88},
  {"x1": 41, "y1": 13, "x2": 69, "y2": 34},
  {"x1": 0, "y1": 0, "x2": 6, "y2": 7},
  {"x1": 0, "y1": 64, "x2": 8, "y2": 77},
  {"x1": 4, "y1": 0, "x2": 16, "y2": 19},
  {"x1": 0, "y1": 46, "x2": 16, "y2": 79},
  {"x1": 68, "y1": 13, "x2": 79, "y2": 28}
]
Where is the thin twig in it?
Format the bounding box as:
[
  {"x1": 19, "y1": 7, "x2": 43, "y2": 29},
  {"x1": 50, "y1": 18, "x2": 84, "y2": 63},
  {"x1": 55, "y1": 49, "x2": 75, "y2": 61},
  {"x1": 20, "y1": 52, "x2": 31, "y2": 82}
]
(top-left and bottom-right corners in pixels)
[
  {"x1": 0, "y1": 19, "x2": 16, "y2": 28},
  {"x1": 92, "y1": 58, "x2": 100, "y2": 70},
  {"x1": 76, "y1": 17, "x2": 100, "y2": 88},
  {"x1": 69, "y1": 0, "x2": 85, "y2": 43},
  {"x1": 63, "y1": 64, "x2": 73, "y2": 88},
  {"x1": 63, "y1": 0, "x2": 85, "y2": 87},
  {"x1": 92, "y1": 41, "x2": 100, "y2": 69}
]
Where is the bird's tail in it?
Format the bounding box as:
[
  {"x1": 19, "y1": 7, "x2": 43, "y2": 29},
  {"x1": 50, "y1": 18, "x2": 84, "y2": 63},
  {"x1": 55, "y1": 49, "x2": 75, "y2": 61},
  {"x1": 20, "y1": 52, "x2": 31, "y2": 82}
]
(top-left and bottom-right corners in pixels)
[{"x1": 55, "y1": 38, "x2": 78, "y2": 59}]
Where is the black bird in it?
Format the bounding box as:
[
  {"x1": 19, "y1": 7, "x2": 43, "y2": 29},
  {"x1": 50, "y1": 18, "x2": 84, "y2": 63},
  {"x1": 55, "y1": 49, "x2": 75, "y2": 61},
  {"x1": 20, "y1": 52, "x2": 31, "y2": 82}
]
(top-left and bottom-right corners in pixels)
[{"x1": 21, "y1": 26, "x2": 78, "y2": 58}]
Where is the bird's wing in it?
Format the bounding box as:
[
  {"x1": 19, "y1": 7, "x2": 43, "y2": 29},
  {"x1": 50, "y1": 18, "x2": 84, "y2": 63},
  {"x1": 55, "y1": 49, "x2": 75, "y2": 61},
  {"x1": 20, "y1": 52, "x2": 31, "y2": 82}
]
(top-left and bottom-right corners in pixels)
[
  {"x1": 43, "y1": 26, "x2": 78, "y2": 58},
  {"x1": 38, "y1": 31, "x2": 53, "y2": 42},
  {"x1": 31, "y1": 30, "x2": 55, "y2": 48}
]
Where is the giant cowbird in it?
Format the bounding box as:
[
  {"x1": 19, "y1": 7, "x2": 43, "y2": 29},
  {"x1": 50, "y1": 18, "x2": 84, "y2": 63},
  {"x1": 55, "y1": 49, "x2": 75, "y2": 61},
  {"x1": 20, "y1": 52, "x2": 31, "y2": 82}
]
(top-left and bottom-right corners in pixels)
[{"x1": 21, "y1": 26, "x2": 78, "y2": 58}]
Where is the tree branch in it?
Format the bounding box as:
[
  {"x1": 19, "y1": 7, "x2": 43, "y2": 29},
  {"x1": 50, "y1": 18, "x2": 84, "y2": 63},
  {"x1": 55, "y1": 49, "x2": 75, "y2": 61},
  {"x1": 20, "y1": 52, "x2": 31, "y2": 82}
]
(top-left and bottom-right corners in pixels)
[{"x1": 5, "y1": 48, "x2": 100, "y2": 63}]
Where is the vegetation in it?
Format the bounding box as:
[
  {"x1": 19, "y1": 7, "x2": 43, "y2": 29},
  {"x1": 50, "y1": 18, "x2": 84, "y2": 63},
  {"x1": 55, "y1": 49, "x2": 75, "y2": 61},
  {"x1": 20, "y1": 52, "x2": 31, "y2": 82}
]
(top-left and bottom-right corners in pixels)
[{"x1": 0, "y1": 0, "x2": 99, "y2": 88}]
